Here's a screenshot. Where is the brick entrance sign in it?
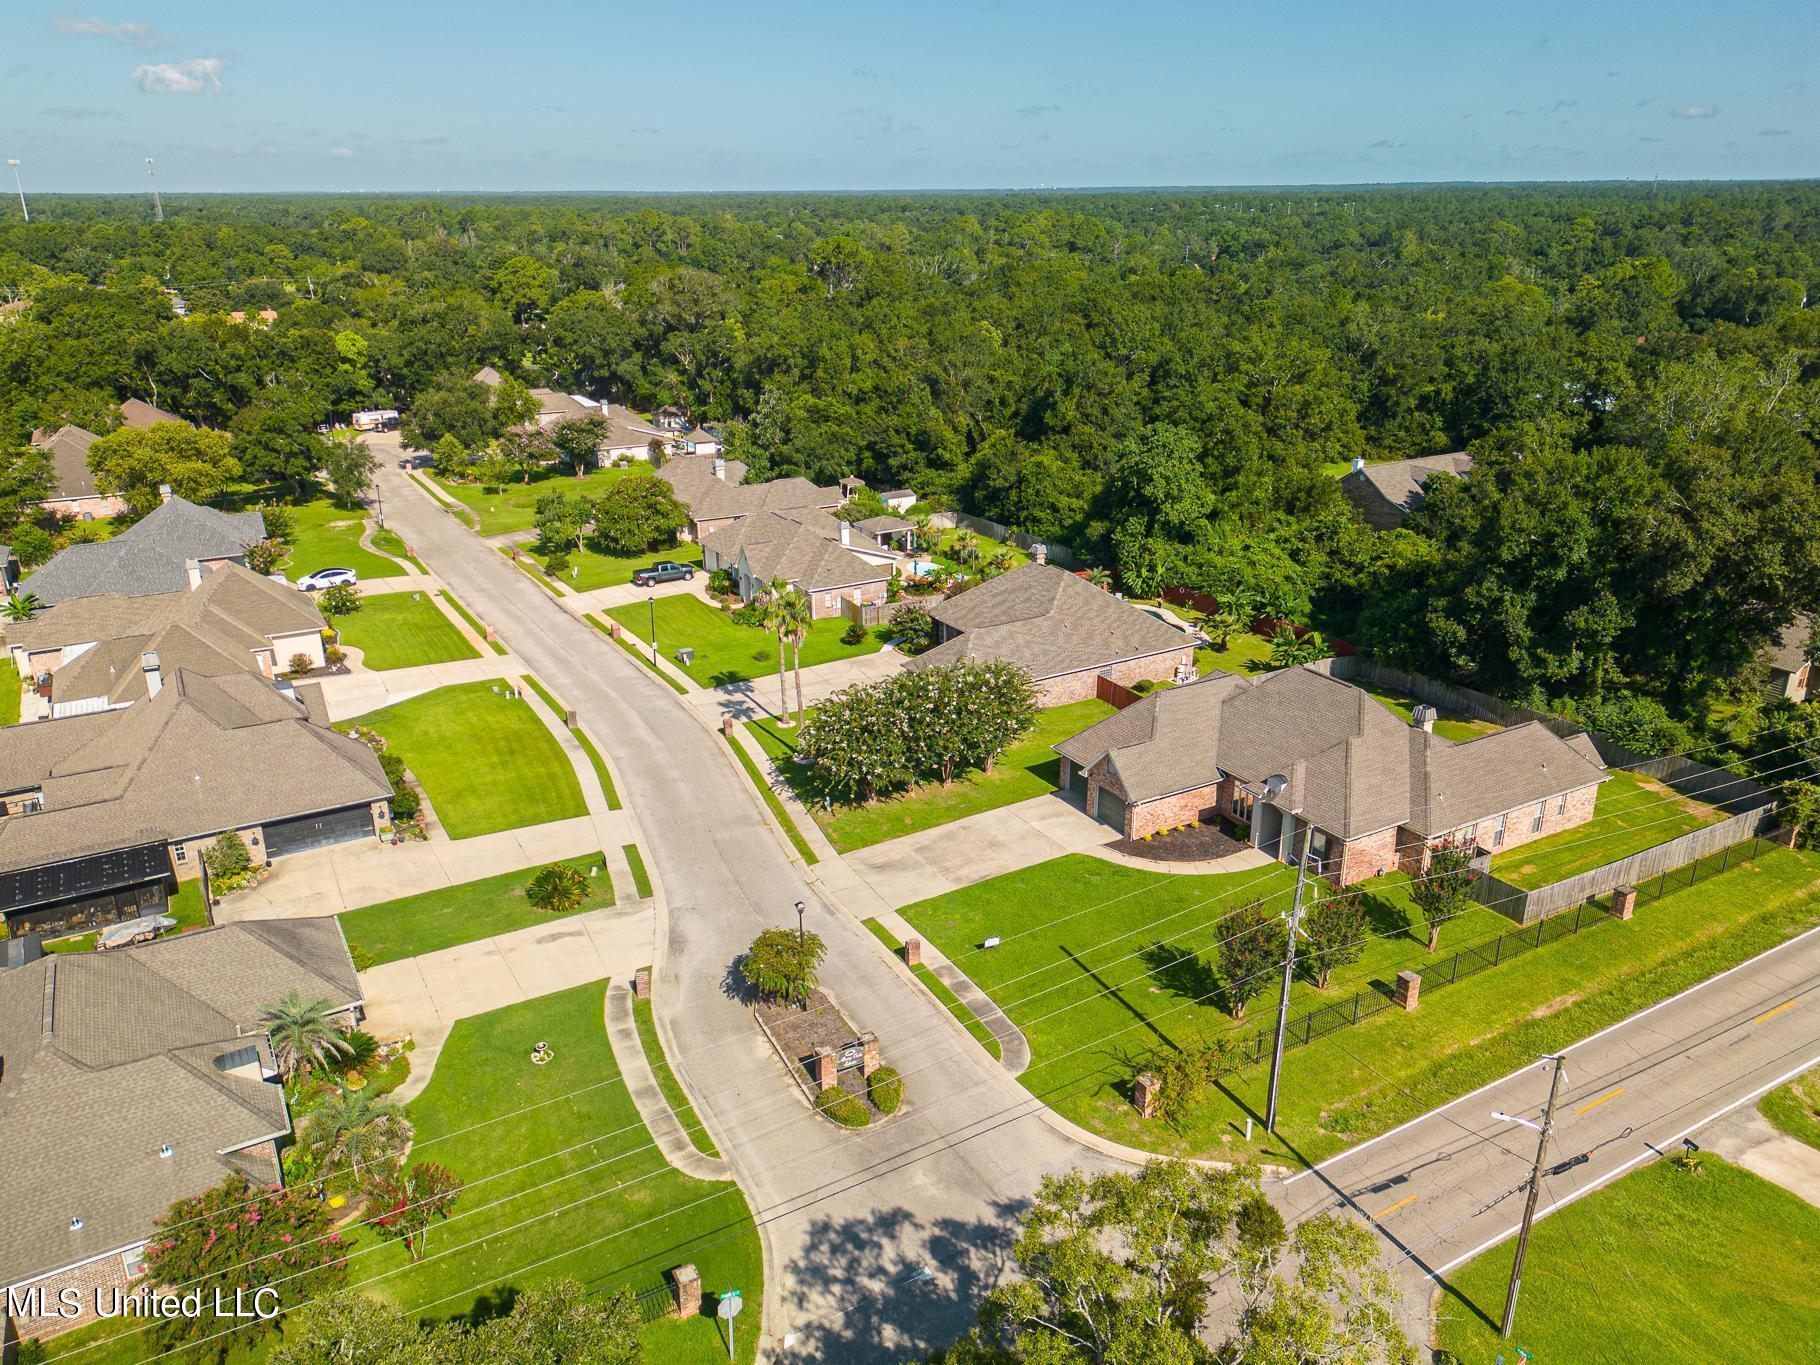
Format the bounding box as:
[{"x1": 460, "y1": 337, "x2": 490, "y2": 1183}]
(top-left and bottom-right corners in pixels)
[
  {"x1": 860, "y1": 1032, "x2": 880, "y2": 1076},
  {"x1": 1133, "y1": 1073, "x2": 1161, "y2": 1118},
  {"x1": 1394, "y1": 970, "x2": 1421, "y2": 1011},
  {"x1": 670, "y1": 1263, "x2": 701, "y2": 1318},
  {"x1": 813, "y1": 1047, "x2": 838, "y2": 1091},
  {"x1": 1612, "y1": 885, "x2": 1638, "y2": 921}
]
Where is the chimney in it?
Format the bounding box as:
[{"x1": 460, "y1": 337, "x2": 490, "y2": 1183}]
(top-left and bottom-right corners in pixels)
[
  {"x1": 141, "y1": 651, "x2": 162, "y2": 698},
  {"x1": 712, "y1": 456, "x2": 725, "y2": 481},
  {"x1": 185, "y1": 557, "x2": 203, "y2": 589},
  {"x1": 157, "y1": 483, "x2": 175, "y2": 504},
  {"x1": 1033, "y1": 543, "x2": 1047, "y2": 565},
  {"x1": 1411, "y1": 703, "x2": 1437, "y2": 734},
  {"x1": 839, "y1": 521, "x2": 852, "y2": 547},
  {"x1": 1349, "y1": 456, "x2": 1365, "y2": 474}
]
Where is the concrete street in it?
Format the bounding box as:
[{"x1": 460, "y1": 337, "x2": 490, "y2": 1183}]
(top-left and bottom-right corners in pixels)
[
  {"x1": 1274, "y1": 922, "x2": 1820, "y2": 1341},
  {"x1": 368, "y1": 445, "x2": 1118, "y2": 1362}
]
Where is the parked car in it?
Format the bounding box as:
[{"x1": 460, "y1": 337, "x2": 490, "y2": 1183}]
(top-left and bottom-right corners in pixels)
[
  {"x1": 297, "y1": 567, "x2": 358, "y2": 591},
  {"x1": 631, "y1": 561, "x2": 695, "y2": 586}
]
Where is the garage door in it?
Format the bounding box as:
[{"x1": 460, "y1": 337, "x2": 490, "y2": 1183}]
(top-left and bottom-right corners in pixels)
[
  {"x1": 262, "y1": 805, "x2": 375, "y2": 859},
  {"x1": 1069, "y1": 763, "x2": 1088, "y2": 797},
  {"x1": 1094, "y1": 790, "x2": 1126, "y2": 833}
]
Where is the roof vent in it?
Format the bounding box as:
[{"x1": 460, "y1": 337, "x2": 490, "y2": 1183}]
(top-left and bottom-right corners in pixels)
[
  {"x1": 1411, "y1": 704, "x2": 1437, "y2": 734},
  {"x1": 158, "y1": 1143, "x2": 173, "y2": 1159},
  {"x1": 70, "y1": 1217, "x2": 84, "y2": 1231},
  {"x1": 1350, "y1": 456, "x2": 1366, "y2": 474}
]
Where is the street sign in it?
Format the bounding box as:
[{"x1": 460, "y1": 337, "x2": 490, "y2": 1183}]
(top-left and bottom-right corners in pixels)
[
  {"x1": 717, "y1": 1290, "x2": 743, "y2": 1362},
  {"x1": 837, "y1": 1043, "x2": 865, "y2": 1070}
]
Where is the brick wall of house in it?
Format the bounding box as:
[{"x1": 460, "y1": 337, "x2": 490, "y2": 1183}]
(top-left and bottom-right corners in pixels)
[
  {"x1": 1085, "y1": 758, "x2": 1126, "y2": 830},
  {"x1": 1033, "y1": 648, "x2": 1193, "y2": 707},
  {"x1": 6, "y1": 1247, "x2": 138, "y2": 1341},
  {"x1": 1390, "y1": 780, "x2": 1602, "y2": 880},
  {"x1": 1127, "y1": 781, "x2": 1227, "y2": 840},
  {"x1": 170, "y1": 824, "x2": 268, "y2": 882},
  {"x1": 809, "y1": 579, "x2": 889, "y2": 620},
  {"x1": 1335, "y1": 826, "x2": 1402, "y2": 885},
  {"x1": 40, "y1": 492, "x2": 130, "y2": 521}
]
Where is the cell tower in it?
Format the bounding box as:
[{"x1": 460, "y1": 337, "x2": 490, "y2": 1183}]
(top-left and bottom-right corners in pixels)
[{"x1": 146, "y1": 157, "x2": 163, "y2": 222}]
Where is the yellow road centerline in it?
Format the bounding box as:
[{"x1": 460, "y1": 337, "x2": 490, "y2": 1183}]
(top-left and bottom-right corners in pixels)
[
  {"x1": 1373, "y1": 1194, "x2": 1418, "y2": 1220},
  {"x1": 1752, "y1": 1000, "x2": 1797, "y2": 1026},
  {"x1": 1573, "y1": 1086, "x2": 1626, "y2": 1116}
]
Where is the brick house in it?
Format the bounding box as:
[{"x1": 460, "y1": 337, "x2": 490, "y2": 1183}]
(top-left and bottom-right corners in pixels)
[
  {"x1": 0, "y1": 920, "x2": 363, "y2": 1344},
  {"x1": 1340, "y1": 452, "x2": 1474, "y2": 530},
  {"x1": 27, "y1": 426, "x2": 130, "y2": 521},
  {"x1": 20, "y1": 494, "x2": 266, "y2": 608},
  {"x1": 1766, "y1": 612, "x2": 1814, "y2": 703},
  {"x1": 1054, "y1": 667, "x2": 1607, "y2": 883},
  {"x1": 907, "y1": 563, "x2": 1196, "y2": 707},
  {"x1": 701, "y1": 507, "x2": 895, "y2": 620}
]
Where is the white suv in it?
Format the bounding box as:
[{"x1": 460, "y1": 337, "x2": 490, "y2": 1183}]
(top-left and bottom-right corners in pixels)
[{"x1": 297, "y1": 568, "x2": 358, "y2": 591}]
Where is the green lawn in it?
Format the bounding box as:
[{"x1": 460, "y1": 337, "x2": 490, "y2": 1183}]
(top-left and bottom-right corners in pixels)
[
  {"x1": 901, "y1": 845, "x2": 1820, "y2": 1166},
  {"x1": 0, "y1": 658, "x2": 19, "y2": 725},
  {"x1": 337, "y1": 854, "x2": 612, "y2": 967},
  {"x1": 439, "y1": 590, "x2": 508, "y2": 654},
  {"x1": 1358, "y1": 683, "x2": 1500, "y2": 741},
  {"x1": 521, "y1": 675, "x2": 622, "y2": 809},
  {"x1": 382, "y1": 983, "x2": 762, "y2": 1360},
  {"x1": 623, "y1": 843, "x2": 653, "y2": 898},
  {"x1": 1194, "y1": 633, "x2": 1274, "y2": 677},
  {"x1": 330, "y1": 591, "x2": 481, "y2": 671},
  {"x1": 369, "y1": 525, "x2": 427, "y2": 571},
  {"x1": 632, "y1": 986, "x2": 721, "y2": 1158},
  {"x1": 1760, "y1": 1064, "x2": 1820, "y2": 1151},
  {"x1": 433, "y1": 466, "x2": 634, "y2": 537},
  {"x1": 595, "y1": 614, "x2": 691, "y2": 694},
  {"x1": 342, "y1": 682, "x2": 587, "y2": 839},
  {"x1": 864, "y1": 918, "x2": 1002, "y2": 1060},
  {"x1": 604, "y1": 593, "x2": 886, "y2": 688},
  {"x1": 279, "y1": 498, "x2": 405, "y2": 582},
  {"x1": 930, "y1": 527, "x2": 1032, "y2": 575},
  {"x1": 725, "y1": 733, "x2": 819, "y2": 864},
  {"x1": 748, "y1": 697, "x2": 1115, "y2": 853},
  {"x1": 530, "y1": 539, "x2": 703, "y2": 592},
  {"x1": 1492, "y1": 768, "x2": 1726, "y2": 889},
  {"x1": 1435, "y1": 1157, "x2": 1820, "y2": 1363}
]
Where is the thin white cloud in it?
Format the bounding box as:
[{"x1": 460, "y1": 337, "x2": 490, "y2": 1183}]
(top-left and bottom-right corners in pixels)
[
  {"x1": 1758, "y1": 128, "x2": 1792, "y2": 137},
  {"x1": 53, "y1": 6, "x2": 164, "y2": 50},
  {"x1": 414, "y1": 133, "x2": 448, "y2": 145},
  {"x1": 328, "y1": 146, "x2": 354, "y2": 158},
  {"x1": 1013, "y1": 103, "x2": 1060, "y2": 117},
  {"x1": 1670, "y1": 104, "x2": 1719, "y2": 119},
  {"x1": 133, "y1": 57, "x2": 222, "y2": 94}
]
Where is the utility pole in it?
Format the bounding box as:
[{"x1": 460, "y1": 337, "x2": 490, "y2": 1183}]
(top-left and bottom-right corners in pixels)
[
  {"x1": 145, "y1": 157, "x2": 163, "y2": 222},
  {"x1": 6, "y1": 161, "x2": 26, "y2": 222},
  {"x1": 1264, "y1": 818, "x2": 1314, "y2": 1132},
  {"x1": 1493, "y1": 1055, "x2": 1569, "y2": 1338}
]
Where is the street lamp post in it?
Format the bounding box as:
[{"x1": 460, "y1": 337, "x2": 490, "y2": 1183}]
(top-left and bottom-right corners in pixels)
[
  {"x1": 648, "y1": 595, "x2": 658, "y2": 666},
  {"x1": 6, "y1": 161, "x2": 26, "y2": 223},
  {"x1": 795, "y1": 899, "x2": 807, "y2": 954}
]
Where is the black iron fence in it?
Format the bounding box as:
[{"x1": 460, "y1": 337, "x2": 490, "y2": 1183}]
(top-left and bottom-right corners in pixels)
[{"x1": 633, "y1": 1282, "x2": 676, "y2": 1325}]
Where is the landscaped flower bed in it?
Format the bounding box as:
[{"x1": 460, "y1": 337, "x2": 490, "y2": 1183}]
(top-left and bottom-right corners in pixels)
[{"x1": 753, "y1": 988, "x2": 900, "y2": 1126}]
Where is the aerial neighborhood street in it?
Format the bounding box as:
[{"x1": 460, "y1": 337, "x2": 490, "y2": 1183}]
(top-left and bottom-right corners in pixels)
[{"x1": 2, "y1": 8, "x2": 1819, "y2": 1363}]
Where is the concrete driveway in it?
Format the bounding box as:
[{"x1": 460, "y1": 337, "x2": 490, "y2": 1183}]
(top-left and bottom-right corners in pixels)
[
  {"x1": 689, "y1": 648, "x2": 907, "y2": 725},
  {"x1": 362, "y1": 899, "x2": 656, "y2": 1103}
]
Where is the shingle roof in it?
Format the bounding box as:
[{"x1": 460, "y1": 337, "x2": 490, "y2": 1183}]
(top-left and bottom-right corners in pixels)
[
  {"x1": 909, "y1": 564, "x2": 1192, "y2": 681},
  {"x1": 472, "y1": 365, "x2": 503, "y2": 387},
  {"x1": 529, "y1": 388, "x2": 592, "y2": 422},
  {"x1": 1341, "y1": 453, "x2": 1474, "y2": 521},
  {"x1": 856, "y1": 514, "x2": 914, "y2": 535},
  {"x1": 32, "y1": 425, "x2": 103, "y2": 501},
  {"x1": 117, "y1": 398, "x2": 187, "y2": 430},
  {"x1": 1767, "y1": 612, "x2": 1815, "y2": 674},
  {"x1": 22, "y1": 497, "x2": 265, "y2": 606},
  {"x1": 0, "y1": 920, "x2": 360, "y2": 1287},
  {"x1": 658, "y1": 454, "x2": 749, "y2": 507},
  {"x1": 0, "y1": 670, "x2": 390, "y2": 874},
  {"x1": 13, "y1": 563, "x2": 325, "y2": 708},
  {"x1": 680, "y1": 473, "x2": 841, "y2": 525},
  {"x1": 704, "y1": 508, "x2": 893, "y2": 592},
  {"x1": 1056, "y1": 667, "x2": 1607, "y2": 838}
]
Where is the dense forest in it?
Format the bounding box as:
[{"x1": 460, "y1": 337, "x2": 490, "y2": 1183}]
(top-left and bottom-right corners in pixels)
[{"x1": 0, "y1": 185, "x2": 1815, "y2": 772}]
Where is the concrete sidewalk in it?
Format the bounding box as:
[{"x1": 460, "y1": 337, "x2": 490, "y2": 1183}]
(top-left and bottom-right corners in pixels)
[
  {"x1": 366, "y1": 898, "x2": 656, "y2": 1104},
  {"x1": 317, "y1": 653, "x2": 522, "y2": 721},
  {"x1": 603, "y1": 982, "x2": 730, "y2": 1180},
  {"x1": 688, "y1": 648, "x2": 906, "y2": 726}
]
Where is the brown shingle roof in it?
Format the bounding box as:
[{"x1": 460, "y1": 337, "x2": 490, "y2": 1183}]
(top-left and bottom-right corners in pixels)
[
  {"x1": 703, "y1": 508, "x2": 892, "y2": 593},
  {"x1": 1768, "y1": 612, "x2": 1814, "y2": 674},
  {"x1": 910, "y1": 564, "x2": 1192, "y2": 682},
  {"x1": 32, "y1": 425, "x2": 102, "y2": 501},
  {"x1": 1340, "y1": 453, "x2": 1473, "y2": 524},
  {"x1": 117, "y1": 398, "x2": 188, "y2": 430}
]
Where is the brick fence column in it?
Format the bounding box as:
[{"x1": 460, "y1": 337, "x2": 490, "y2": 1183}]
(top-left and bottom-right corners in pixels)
[
  {"x1": 1133, "y1": 1073, "x2": 1160, "y2": 1118},
  {"x1": 1611, "y1": 885, "x2": 1637, "y2": 921},
  {"x1": 860, "y1": 1031, "x2": 880, "y2": 1077},
  {"x1": 609, "y1": 620, "x2": 622, "y2": 639},
  {"x1": 720, "y1": 715, "x2": 736, "y2": 737},
  {"x1": 633, "y1": 969, "x2": 651, "y2": 1000},
  {"x1": 670, "y1": 1264, "x2": 700, "y2": 1319},
  {"x1": 902, "y1": 937, "x2": 922, "y2": 966},
  {"x1": 813, "y1": 1048, "x2": 838, "y2": 1092},
  {"x1": 484, "y1": 624, "x2": 498, "y2": 644},
  {"x1": 1394, "y1": 970, "x2": 1421, "y2": 1011}
]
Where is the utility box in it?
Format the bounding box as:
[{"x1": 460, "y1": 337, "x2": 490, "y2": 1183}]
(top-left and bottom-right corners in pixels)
[{"x1": 676, "y1": 646, "x2": 696, "y2": 665}]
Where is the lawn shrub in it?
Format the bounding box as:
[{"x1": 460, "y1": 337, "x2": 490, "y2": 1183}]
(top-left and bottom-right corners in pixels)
[
  {"x1": 347, "y1": 940, "x2": 375, "y2": 971},
  {"x1": 867, "y1": 1066, "x2": 903, "y2": 1113},
  {"x1": 327, "y1": 1029, "x2": 380, "y2": 1075},
  {"x1": 287, "y1": 651, "x2": 315, "y2": 677},
  {"x1": 203, "y1": 830, "x2": 255, "y2": 892},
  {"x1": 324, "y1": 643, "x2": 346, "y2": 667},
  {"x1": 730, "y1": 600, "x2": 765, "y2": 626},
  {"x1": 815, "y1": 1088, "x2": 871, "y2": 1127},
  {"x1": 708, "y1": 567, "x2": 738, "y2": 596},
  {"x1": 319, "y1": 582, "x2": 362, "y2": 616},
  {"x1": 841, "y1": 621, "x2": 867, "y2": 645}
]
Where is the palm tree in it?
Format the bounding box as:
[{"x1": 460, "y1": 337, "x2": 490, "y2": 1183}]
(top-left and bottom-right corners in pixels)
[
  {"x1": 775, "y1": 585, "x2": 815, "y2": 728},
  {"x1": 951, "y1": 529, "x2": 980, "y2": 564},
  {"x1": 760, "y1": 576, "x2": 794, "y2": 725},
  {"x1": 260, "y1": 991, "x2": 352, "y2": 1085},
  {"x1": 1084, "y1": 567, "x2": 1113, "y2": 590},
  {"x1": 299, "y1": 1087, "x2": 412, "y2": 1182},
  {"x1": 2, "y1": 591, "x2": 44, "y2": 622}
]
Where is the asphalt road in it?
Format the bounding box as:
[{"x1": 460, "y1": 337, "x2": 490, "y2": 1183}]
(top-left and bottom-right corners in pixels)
[
  {"x1": 369, "y1": 454, "x2": 1114, "y2": 1361},
  {"x1": 1274, "y1": 918, "x2": 1820, "y2": 1340}
]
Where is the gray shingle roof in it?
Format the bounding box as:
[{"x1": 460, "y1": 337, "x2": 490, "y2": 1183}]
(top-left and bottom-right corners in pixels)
[
  {"x1": 681, "y1": 473, "x2": 841, "y2": 525},
  {"x1": 0, "y1": 670, "x2": 390, "y2": 874},
  {"x1": 1056, "y1": 666, "x2": 1607, "y2": 839},
  {"x1": 22, "y1": 497, "x2": 265, "y2": 606},
  {"x1": 1340, "y1": 453, "x2": 1473, "y2": 523},
  {"x1": 909, "y1": 564, "x2": 1192, "y2": 681},
  {"x1": 32, "y1": 425, "x2": 103, "y2": 501},
  {"x1": 117, "y1": 398, "x2": 187, "y2": 430},
  {"x1": 1768, "y1": 612, "x2": 1814, "y2": 674},
  {"x1": 703, "y1": 508, "x2": 892, "y2": 592},
  {"x1": 657, "y1": 454, "x2": 749, "y2": 507},
  {"x1": 856, "y1": 514, "x2": 914, "y2": 535},
  {"x1": 0, "y1": 920, "x2": 360, "y2": 1287}
]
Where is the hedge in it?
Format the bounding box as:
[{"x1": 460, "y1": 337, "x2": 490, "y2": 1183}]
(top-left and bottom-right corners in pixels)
[
  {"x1": 868, "y1": 1066, "x2": 904, "y2": 1114},
  {"x1": 815, "y1": 1087, "x2": 871, "y2": 1128}
]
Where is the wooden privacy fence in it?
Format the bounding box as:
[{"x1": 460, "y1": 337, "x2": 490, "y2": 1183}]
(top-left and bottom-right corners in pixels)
[{"x1": 1473, "y1": 809, "x2": 1783, "y2": 924}]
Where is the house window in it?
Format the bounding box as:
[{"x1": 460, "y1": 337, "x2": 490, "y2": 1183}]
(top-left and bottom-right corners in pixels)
[
  {"x1": 173, "y1": 844, "x2": 187, "y2": 863},
  {"x1": 1492, "y1": 814, "x2": 1508, "y2": 848},
  {"x1": 1531, "y1": 801, "x2": 1546, "y2": 833},
  {"x1": 1461, "y1": 823, "x2": 1477, "y2": 846},
  {"x1": 1557, "y1": 794, "x2": 1568, "y2": 816},
  {"x1": 1307, "y1": 828, "x2": 1335, "y2": 868}
]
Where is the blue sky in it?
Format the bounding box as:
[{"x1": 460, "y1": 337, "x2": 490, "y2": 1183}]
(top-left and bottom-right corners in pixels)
[{"x1": 2, "y1": 1, "x2": 1813, "y2": 192}]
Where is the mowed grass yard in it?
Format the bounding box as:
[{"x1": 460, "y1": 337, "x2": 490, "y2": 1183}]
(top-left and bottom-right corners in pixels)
[
  {"x1": 330, "y1": 590, "x2": 481, "y2": 671},
  {"x1": 902, "y1": 845, "x2": 1820, "y2": 1166},
  {"x1": 529, "y1": 538, "x2": 702, "y2": 592},
  {"x1": 336, "y1": 853, "x2": 612, "y2": 966},
  {"x1": 0, "y1": 658, "x2": 20, "y2": 725},
  {"x1": 1435, "y1": 1157, "x2": 1820, "y2": 1363},
  {"x1": 280, "y1": 498, "x2": 404, "y2": 582},
  {"x1": 749, "y1": 698, "x2": 1115, "y2": 853},
  {"x1": 1492, "y1": 767, "x2": 1726, "y2": 889},
  {"x1": 342, "y1": 681, "x2": 586, "y2": 839},
  {"x1": 605, "y1": 593, "x2": 886, "y2": 687},
  {"x1": 433, "y1": 465, "x2": 634, "y2": 537},
  {"x1": 1357, "y1": 683, "x2": 1500, "y2": 741},
  {"x1": 1195, "y1": 632, "x2": 1273, "y2": 677},
  {"x1": 1761, "y1": 1064, "x2": 1820, "y2": 1150}
]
